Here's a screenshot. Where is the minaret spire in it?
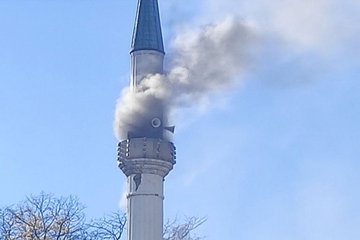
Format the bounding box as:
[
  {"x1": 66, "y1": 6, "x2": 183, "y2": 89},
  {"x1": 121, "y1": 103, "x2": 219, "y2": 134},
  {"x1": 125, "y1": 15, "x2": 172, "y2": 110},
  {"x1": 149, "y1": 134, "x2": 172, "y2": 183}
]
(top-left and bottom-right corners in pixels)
[
  {"x1": 131, "y1": 0, "x2": 164, "y2": 54},
  {"x1": 129, "y1": 0, "x2": 165, "y2": 96}
]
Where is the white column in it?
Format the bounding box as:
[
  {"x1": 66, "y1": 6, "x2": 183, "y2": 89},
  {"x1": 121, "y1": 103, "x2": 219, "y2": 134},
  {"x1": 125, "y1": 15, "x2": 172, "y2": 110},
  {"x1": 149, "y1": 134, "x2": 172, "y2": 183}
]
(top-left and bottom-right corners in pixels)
[{"x1": 127, "y1": 173, "x2": 164, "y2": 240}]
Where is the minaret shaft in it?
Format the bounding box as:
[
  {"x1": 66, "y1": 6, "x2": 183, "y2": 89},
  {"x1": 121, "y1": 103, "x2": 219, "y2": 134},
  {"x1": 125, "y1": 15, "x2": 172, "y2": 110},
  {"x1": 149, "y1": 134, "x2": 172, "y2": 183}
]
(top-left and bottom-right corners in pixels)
[
  {"x1": 118, "y1": 138, "x2": 175, "y2": 240},
  {"x1": 127, "y1": 174, "x2": 164, "y2": 240}
]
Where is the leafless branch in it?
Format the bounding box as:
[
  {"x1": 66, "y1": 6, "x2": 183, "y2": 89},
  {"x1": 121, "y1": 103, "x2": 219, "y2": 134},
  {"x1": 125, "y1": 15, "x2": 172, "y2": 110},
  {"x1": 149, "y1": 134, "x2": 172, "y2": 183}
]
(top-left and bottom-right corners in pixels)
[
  {"x1": 163, "y1": 215, "x2": 207, "y2": 240},
  {"x1": 87, "y1": 211, "x2": 126, "y2": 240}
]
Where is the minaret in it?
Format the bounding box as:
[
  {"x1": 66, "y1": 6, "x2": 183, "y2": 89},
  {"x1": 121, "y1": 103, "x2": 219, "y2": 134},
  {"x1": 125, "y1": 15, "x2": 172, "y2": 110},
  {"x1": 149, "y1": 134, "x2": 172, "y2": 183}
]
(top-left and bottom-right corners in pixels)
[{"x1": 117, "y1": 1, "x2": 176, "y2": 240}]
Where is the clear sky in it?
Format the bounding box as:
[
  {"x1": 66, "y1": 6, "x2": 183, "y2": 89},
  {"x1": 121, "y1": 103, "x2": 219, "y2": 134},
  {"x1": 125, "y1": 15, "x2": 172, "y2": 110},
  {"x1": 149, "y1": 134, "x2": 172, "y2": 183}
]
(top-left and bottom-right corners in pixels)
[{"x1": 1, "y1": 0, "x2": 359, "y2": 239}]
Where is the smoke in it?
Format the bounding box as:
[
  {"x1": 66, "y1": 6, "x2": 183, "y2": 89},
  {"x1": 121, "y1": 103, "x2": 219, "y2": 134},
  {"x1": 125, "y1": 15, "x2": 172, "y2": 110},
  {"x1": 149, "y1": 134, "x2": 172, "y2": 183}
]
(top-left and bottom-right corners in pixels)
[
  {"x1": 114, "y1": 17, "x2": 258, "y2": 140},
  {"x1": 114, "y1": 0, "x2": 360, "y2": 140},
  {"x1": 198, "y1": 0, "x2": 360, "y2": 88}
]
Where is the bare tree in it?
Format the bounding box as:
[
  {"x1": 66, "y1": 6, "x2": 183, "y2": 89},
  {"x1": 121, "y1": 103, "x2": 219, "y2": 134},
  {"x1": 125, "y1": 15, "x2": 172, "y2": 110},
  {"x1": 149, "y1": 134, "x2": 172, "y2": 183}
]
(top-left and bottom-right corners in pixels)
[
  {"x1": 0, "y1": 193, "x2": 205, "y2": 240},
  {"x1": 0, "y1": 192, "x2": 87, "y2": 240}
]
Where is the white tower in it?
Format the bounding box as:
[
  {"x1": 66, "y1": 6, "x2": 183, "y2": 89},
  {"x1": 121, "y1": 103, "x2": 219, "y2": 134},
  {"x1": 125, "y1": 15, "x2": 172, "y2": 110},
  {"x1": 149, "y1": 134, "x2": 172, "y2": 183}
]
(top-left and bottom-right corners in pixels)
[{"x1": 117, "y1": 1, "x2": 176, "y2": 240}]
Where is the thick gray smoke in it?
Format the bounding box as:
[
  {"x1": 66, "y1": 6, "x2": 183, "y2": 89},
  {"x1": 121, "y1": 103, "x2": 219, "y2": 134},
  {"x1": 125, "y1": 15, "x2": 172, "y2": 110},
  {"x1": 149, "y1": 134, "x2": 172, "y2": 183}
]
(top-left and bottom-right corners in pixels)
[{"x1": 114, "y1": 17, "x2": 258, "y2": 140}]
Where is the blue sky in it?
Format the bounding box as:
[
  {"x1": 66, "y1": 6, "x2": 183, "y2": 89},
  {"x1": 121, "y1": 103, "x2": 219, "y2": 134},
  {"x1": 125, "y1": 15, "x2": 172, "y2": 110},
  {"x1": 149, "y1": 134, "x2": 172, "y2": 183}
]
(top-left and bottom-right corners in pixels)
[{"x1": 1, "y1": 0, "x2": 359, "y2": 239}]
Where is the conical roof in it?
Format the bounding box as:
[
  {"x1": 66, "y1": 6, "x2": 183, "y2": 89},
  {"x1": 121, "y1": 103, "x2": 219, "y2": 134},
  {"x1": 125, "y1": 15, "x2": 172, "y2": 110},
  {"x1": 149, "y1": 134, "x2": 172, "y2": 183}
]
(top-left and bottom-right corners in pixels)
[{"x1": 131, "y1": 0, "x2": 164, "y2": 54}]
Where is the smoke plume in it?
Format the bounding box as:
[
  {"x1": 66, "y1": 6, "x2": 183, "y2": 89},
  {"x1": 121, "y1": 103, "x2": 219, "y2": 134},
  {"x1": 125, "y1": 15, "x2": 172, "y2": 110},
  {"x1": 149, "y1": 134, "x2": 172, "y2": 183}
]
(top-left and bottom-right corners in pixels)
[{"x1": 114, "y1": 17, "x2": 258, "y2": 140}]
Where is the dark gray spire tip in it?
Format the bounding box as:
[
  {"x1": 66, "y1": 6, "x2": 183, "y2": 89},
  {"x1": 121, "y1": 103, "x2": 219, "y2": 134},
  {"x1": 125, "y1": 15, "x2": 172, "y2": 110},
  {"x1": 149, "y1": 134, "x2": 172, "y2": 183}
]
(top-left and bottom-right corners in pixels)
[{"x1": 131, "y1": 0, "x2": 165, "y2": 54}]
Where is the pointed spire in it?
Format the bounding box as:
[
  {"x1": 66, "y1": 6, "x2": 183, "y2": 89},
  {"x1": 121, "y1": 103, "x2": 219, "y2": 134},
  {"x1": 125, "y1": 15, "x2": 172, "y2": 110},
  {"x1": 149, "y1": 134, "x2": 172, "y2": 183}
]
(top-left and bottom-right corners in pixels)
[{"x1": 131, "y1": 0, "x2": 165, "y2": 54}]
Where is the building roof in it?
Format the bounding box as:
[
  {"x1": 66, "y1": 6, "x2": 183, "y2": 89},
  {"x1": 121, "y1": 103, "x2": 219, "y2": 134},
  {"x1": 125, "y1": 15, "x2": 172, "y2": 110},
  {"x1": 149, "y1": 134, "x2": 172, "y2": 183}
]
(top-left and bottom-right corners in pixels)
[{"x1": 131, "y1": 0, "x2": 164, "y2": 54}]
